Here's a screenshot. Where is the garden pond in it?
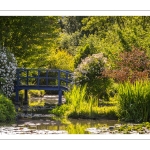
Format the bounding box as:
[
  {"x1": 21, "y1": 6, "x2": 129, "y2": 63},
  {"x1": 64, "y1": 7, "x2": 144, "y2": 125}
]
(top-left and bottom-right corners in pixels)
[
  {"x1": 1, "y1": 115, "x2": 150, "y2": 135},
  {"x1": 1, "y1": 95, "x2": 150, "y2": 135}
]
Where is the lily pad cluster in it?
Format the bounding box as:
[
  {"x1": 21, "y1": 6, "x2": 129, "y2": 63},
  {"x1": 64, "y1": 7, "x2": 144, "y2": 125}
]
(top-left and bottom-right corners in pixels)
[{"x1": 86, "y1": 122, "x2": 150, "y2": 134}]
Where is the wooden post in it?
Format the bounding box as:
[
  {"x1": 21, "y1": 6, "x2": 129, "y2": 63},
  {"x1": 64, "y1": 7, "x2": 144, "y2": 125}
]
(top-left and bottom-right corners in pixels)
[
  {"x1": 24, "y1": 90, "x2": 28, "y2": 115},
  {"x1": 58, "y1": 70, "x2": 60, "y2": 87},
  {"x1": 46, "y1": 70, "x2": 48, "y2": 85},
  {"x1": 26, "y1": 69, "x2": 28, "y2": 85},
  {"x1": 24, "y1": 90, "x2": 28, "y2": 103},
  {"x1": 66, "y1": 72, "x2": 68, "y2": 87},
  {"x1": 15, "y1": 89, "x2": 19, "y2": 112},
  {"x1": 58, "y1": 70, "x2": 62, "y2": 104},
  {"x1": 58, "y1": 89, "x2": 62, "y2": 105},
  {"x1": 38, "y1": 70, "x2": 40, "y2": 86}
]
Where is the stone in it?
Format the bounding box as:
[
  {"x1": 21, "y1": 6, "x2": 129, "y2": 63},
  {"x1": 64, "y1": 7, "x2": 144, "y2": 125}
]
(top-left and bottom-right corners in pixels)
[{"x1": 109, "y1": 126, "x2": 115, "y2": 130}]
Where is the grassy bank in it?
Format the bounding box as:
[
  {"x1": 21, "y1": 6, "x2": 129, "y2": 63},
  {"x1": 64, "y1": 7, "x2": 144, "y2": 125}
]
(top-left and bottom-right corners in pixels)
[{"x1": 49, "y1": 85, "x2": 118, "y2": 120}]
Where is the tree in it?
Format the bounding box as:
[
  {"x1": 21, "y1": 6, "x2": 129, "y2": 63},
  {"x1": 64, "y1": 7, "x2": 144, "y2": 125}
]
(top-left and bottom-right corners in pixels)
[
  {"x1": 59, "y1": 16, "x2": 87, "y2": 34},
  {"x1": 0, "y1": 16, "x2": 60, "y2": 67},
  {"x1": 47, "y1": 50, "x2": 74, "y2": 71}
]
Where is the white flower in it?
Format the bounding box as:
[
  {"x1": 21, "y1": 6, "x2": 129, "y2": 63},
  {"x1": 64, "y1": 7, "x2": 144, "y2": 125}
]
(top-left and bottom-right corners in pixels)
[{"x1": 0, "y1": 46, "x2": 17, "y2": 97}]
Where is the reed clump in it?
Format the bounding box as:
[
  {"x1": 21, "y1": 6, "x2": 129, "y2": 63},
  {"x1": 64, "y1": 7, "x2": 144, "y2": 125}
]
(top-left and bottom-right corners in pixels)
[
  {"x1": 117, "y1": 80, "x2": 150, "y2": 122},
  {"x1": 50, "y1": 85, "x2": 117, "y2": 119}
]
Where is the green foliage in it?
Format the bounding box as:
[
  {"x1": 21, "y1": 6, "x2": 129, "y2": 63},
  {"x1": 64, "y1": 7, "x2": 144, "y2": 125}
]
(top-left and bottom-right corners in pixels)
[
  {"x1": 29, "y1": 90, "x2": 45, "y2": 97},
  {"x1": 64, "y1": 84, "x2": 87, "y2": 105},
  {"x1": 116, "y1": 80, "x2": 150, "y2": 122},
  {"x1": 66, "y1": 123, "x2": 90, "y2": 134},
  {"x1": 50, "y1": 104, "x2": 72, "y2": 117},
  {"x1": 0, "y1": 94, "x2": 16, "y2": 122},
  {"x1": 74, "y1": 53, "x2": 112, "y2": 100},
  {"x1": 114, "y1": 122, "x2": 150, "y2": 134},
  {"x1": 60, "y1": 16, "x2": 86, "y2": 34},
  {"x1": 79, "y1": 16, "x2": 150, "y2": 68},
  {"x1": 48, "y1": 50, "x2": 74, "y2": 71},
  {"x1": 59, "y1": 31, "x2": 81, "y2": 55},
  {"x1": 50, "y1": 85, "x2": 118, "y2": 119},
  {"x1": 74, "y1": 44, "x2": 97, "y2": 67},
  {"x1": 29, "y1": 99, "x2": 45, "y2": 107},
  {"x1": 0, "y1": 16, "x2": 60, "y2": 68}
]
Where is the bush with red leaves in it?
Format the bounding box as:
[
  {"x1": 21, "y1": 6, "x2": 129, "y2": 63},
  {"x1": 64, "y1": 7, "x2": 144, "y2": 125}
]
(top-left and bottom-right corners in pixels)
[{"x1": 104, "y1": 47, "x2": 150, "y2": 83}]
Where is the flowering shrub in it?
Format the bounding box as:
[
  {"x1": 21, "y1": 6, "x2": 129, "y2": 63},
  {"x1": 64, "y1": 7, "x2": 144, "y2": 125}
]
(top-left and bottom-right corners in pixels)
[
  {"x1": 0, "y1": 46, "x2": 17, "y2": 97},
  {"x1": 73, "y1": 53, "x2": 111, "y2": 100},
  {"x1": 74, "y1": 53, "x2": 106, "y2": 81}
]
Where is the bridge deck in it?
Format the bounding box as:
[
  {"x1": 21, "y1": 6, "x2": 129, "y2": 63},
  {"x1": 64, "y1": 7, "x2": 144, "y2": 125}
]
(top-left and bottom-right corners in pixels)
[
  {"x1": 15, "y1": 85, "x2": 69, "y2": 91},
  {"x1": 14, "y1": 68, "x2": 72, "y2": 106}
]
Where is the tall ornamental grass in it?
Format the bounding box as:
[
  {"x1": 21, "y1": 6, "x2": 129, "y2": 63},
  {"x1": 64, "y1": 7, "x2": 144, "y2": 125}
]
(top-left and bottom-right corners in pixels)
[
  {"x1": 50, "y1": 85, "x2": 117, "y2": 119},
  {"x1": 117, "y1": 80, "x2": 150, "y2": 122},
  {"x1": 64, "y1": 84, "x2": 100, "y2": 118}
]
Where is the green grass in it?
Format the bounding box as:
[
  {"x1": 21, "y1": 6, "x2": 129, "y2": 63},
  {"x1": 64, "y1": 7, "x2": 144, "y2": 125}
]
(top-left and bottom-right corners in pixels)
[{"x1": 50, "y1": 85, "x2": 118, "y2": 119}]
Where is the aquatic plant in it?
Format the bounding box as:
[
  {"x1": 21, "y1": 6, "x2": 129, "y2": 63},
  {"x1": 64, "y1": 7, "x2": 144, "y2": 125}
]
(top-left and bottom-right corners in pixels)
[
  {"x1": 117, "y1": 80, "x2": 150, "y2": 122},
  {"x1": 50, "y1": 85, "x2": 118, "y2": 119}
]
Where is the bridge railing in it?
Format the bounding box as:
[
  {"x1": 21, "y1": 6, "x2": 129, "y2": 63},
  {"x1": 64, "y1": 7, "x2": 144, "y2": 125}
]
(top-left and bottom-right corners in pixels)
[{"x1": 15, "y1": 68, "x2": 72, "y2": 88}]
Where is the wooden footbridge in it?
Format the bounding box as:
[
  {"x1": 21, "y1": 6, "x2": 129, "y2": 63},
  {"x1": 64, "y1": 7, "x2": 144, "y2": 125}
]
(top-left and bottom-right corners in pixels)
[{"x1": 14, "y1": 68, "x2": 73, "y2": 106}]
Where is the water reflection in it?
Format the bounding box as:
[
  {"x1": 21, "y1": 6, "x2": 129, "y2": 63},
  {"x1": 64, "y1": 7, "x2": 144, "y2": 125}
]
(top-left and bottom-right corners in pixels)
[
  {"x1": 17, "y1": 118, "x2": 120, "y2": 134},
  {"x1": 30, "y1": 95, "x2": 66, "y2": 105},
  {"x1": 19, "y1": 96, "x2": 121, "y2": 134}
]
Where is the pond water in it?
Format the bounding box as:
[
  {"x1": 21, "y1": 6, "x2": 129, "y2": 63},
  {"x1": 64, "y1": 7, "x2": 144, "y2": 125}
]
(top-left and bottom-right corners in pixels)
[
  {"x1": 1, "y1": 96, "x2": 150, "y2": 135},
  {"x1": 20, "y1": 95, "x2": 120, "y2": 134},
  {"x1": 17, "y1": 117, "x2": 120, "y2": 134}
]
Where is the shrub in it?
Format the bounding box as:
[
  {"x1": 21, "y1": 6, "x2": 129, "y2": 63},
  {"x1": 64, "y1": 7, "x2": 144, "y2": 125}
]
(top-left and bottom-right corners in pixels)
[
  {"x1": 29, "y1": 99, "x2": 45, "y2": 107},
  {"x1": 0, "y1": 46, "x2": 17, "y2": 97},
  {"x1": 104, "y1": 47, "x2": 150, "y2": 83},
  {"x1": 0, "y1": 94, "x2": 16, "y2": 122},
  {"x1": 74, "y1": 44, "x2": 97, "y2": 67},
  {"x1": 29, "y1": 90, "x2": 45, "y2": 97},
  {"x1": 73, "y1": 53, "x2": 112, "y2": 100},
  {"x1": 116, "y1": 80, "x2": 150, "y2": 122}
]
